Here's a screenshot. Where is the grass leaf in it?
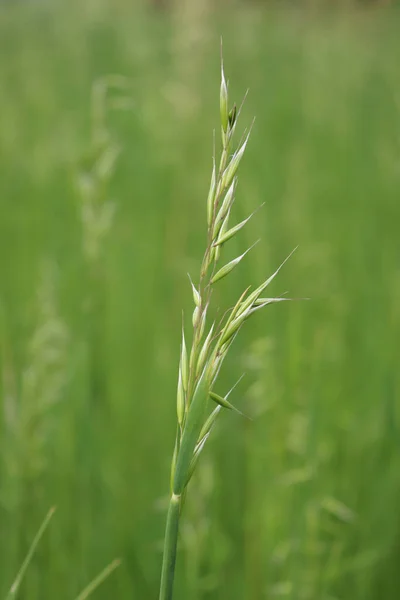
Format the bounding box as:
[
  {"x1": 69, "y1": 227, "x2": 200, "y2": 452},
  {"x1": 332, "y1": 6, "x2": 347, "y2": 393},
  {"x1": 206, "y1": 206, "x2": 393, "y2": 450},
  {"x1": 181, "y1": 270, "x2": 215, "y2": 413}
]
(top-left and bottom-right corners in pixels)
[
  {"x1": 74, "y1": 559, "x2": 121, "y2": 600},
  {"x1": 6, "y1": 507, "x2": 56, "y2": 600}
]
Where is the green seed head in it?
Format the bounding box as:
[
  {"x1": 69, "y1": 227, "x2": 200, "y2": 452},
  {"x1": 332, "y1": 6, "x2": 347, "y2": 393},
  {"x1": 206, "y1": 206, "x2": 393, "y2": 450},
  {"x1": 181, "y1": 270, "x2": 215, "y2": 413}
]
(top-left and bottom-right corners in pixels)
[
  {"x1": 170, "y1": 432, "x2": 180, "y2": 494},
  {"x1": 186, "y1": 432, "x2": 210, "y2": 486},
  {"x1": 206, "y1": 158, "x2": 216, "y2": 227},
  {"x1": 198, "y1": 405, "x2": 221, "y2": 442},
  {"x1": 209, "y1": 391, "x2": 246, "y2": 417},
  {"x1": 222, "y1": 133, "x2": 250, "y2": 190},
  {"x1": 196, "y1": 323, "x2": 215, "y2": 377},
  {"x1": 198, "y1": 305, "x2": 207, "y2": 340},
  {"x1": 220, "y1": 65, "x2": 229, "y2": 133},
  {"x1": 236, "y1": 248, "x2": 297, "y2": 317},
  {"x1": 253, "y1": 297, "x2": 290, "y2": 307},
  {"x1": 188, "y1": 275, "x2": 201, "y2": 307},
  {"x1": 180, "y1": 327, "x2": 188, "y2": 391},
  {"x1": 176, "y1": 369, "x2": 185, "y2": 427},
  {"x1": 218, "y1": 309, "x2": 249, "y2": 347},
  {"x1": 213, "y1": 180, "x2": 235, "y2": 240},
  {"x1": 214, "y1": 213, "x2": 253, "y2": 247},
  {"x1": 228, "y1": 103, "x2": 237, "y2": 130},
  {"x1": 211, "y1": 244, "x2": 254, "y2": 285},
  {"x1": 192, "y1": 306, "x2": 200, "y2": 328}
]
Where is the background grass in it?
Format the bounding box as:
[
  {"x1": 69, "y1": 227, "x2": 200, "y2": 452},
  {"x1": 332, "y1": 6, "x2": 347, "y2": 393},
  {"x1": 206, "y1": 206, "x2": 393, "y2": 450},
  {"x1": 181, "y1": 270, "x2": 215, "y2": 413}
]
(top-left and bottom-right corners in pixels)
[{"x1": 1, "y1": 1, "x2": 400, "y2": 599}]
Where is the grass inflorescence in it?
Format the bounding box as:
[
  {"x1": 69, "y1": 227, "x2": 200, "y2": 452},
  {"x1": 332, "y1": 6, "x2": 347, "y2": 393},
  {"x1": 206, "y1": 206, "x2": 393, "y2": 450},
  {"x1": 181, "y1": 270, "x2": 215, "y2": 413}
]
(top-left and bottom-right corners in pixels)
[{"x1": 159, "y1": 52, "x2": 295, "y2": 600}]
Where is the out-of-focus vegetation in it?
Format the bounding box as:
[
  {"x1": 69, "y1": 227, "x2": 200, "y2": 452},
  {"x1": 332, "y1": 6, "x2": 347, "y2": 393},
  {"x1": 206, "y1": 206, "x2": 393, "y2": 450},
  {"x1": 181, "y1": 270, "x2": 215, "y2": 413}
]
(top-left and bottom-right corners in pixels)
[{"x1": 0, "y1": 1, "x2": 399, "y2": 599}]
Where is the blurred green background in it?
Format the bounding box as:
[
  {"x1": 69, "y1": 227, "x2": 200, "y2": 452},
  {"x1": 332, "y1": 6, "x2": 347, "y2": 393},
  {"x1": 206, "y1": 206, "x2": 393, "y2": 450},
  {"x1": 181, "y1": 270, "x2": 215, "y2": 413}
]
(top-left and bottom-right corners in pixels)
[{"x1": 1, "y1": 1, "x2": 400, "y2": 599}]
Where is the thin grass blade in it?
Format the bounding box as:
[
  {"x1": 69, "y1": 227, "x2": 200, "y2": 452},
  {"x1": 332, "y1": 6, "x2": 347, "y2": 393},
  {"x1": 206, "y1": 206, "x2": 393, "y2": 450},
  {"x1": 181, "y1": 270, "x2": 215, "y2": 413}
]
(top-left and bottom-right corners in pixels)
[
  {"x1": 6, "y1": 507, "x2": 56, "y2": 600},
  {"x1": 74, "y1": 559, "x2": 121, "y2": 600}
]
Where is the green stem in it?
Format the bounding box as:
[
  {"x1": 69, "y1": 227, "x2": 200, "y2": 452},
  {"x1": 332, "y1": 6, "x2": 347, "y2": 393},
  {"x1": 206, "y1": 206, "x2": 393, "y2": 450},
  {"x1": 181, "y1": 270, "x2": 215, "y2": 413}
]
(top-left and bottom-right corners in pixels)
[{"x1": 159, "y1": 493, "x2": 181, "y2": 600}]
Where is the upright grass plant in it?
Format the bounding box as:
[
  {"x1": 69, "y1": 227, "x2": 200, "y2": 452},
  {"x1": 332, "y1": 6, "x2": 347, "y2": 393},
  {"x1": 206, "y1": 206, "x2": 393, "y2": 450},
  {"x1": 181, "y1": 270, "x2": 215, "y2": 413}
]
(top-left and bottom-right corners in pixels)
[{"x1": 159, "y1": 54, "x2": 295, "y2": 600}]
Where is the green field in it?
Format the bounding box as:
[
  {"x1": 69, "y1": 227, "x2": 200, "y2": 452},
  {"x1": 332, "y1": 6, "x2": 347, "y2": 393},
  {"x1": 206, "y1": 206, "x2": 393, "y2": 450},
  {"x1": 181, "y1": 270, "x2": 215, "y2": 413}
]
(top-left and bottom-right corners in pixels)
[{"x1": 1, "y1": 2, "x2": 400, "y2": 599}]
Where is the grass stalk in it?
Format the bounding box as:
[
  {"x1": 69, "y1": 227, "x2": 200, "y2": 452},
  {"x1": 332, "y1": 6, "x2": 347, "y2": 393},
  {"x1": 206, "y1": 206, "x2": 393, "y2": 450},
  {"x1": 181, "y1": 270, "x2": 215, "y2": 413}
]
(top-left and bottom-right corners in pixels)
[
  {"x1": 159, "y1": 494, "x2": 181, "y2": 600},
  {"x1": 6, "y1": 507, "x2": 56, "y2": 600},
  {"x1": 158, "y1": 51, "x2": 294, "y2": 600},
  {"x1": 74, "y1": 559, "x2": 121, "y2": 600}
]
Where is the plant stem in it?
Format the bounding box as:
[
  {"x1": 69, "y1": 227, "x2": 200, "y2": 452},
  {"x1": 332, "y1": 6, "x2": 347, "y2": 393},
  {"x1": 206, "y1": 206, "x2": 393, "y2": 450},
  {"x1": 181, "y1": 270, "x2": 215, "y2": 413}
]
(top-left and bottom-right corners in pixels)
[
  {"x1": 159, "y1": 493, "x2": 181, "y2": 600},
  {"x1": 6, "y1": 507, "x2": 56, "y2": 599}
]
